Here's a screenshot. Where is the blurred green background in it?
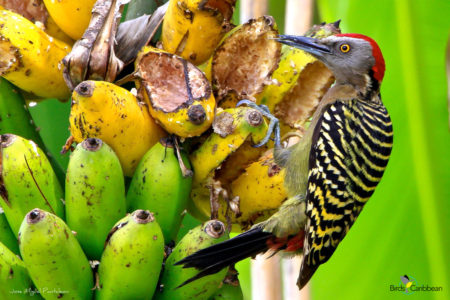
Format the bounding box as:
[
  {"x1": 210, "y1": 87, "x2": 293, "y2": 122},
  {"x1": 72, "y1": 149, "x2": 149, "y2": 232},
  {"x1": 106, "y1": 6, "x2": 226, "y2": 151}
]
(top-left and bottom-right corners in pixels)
[{"x1": 5, "y1": 0, "x2": 450, "y2": 299}]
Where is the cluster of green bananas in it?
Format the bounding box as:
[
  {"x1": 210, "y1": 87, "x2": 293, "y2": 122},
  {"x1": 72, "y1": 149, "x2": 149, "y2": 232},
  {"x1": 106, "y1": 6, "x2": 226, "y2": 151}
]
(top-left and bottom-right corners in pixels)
[{"x1": 0, "y1": 0, "x2": 343, "y2": 298}]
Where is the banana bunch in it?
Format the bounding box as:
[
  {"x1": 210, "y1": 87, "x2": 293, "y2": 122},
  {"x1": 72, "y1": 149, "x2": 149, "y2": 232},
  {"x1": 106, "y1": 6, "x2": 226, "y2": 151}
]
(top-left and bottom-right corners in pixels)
[{"x1": 0, "y1": 0, "x2": 343, "y2": 296}]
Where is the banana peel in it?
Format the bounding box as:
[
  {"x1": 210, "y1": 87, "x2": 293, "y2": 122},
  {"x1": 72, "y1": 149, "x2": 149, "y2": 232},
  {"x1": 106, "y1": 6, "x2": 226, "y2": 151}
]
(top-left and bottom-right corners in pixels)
[
  {"x1": 42, "y1": 0, "x2": 97, "y2": 40},
  {"x1": 0, "y1": 9, "x2": 71, "y2": 101},
  {"x1": 68, "y1": 80, "x2": 166, "y2": 176},
  {"x1": 209, "y1": 15, "x2": 281, "y2": 107},
  {"x1": 162, "y1": 0, "x2": 236, "y2": 65},
  {"x1": 135, "y1": 46, "x2": 215, "y2": 138}
]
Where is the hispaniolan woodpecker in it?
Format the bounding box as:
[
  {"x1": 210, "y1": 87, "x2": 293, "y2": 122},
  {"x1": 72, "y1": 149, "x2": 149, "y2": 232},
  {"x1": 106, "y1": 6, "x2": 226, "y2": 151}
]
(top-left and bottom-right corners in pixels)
[{"x1": 176, "y1": 32, "x2": 393, "y2": 289}]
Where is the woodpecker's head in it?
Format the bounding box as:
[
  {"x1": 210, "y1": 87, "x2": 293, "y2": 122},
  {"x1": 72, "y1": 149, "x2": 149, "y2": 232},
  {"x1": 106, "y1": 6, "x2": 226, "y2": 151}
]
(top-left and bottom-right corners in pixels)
[{"x1": 277, "y1": 33, "x2": 385, "y2": 91}]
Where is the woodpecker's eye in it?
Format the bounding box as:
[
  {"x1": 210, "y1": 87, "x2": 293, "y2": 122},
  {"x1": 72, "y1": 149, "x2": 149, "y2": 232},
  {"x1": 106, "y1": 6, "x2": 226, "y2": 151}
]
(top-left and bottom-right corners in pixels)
[{"x1": 340, "y1": 44, "x2": 350, "y2": 53}]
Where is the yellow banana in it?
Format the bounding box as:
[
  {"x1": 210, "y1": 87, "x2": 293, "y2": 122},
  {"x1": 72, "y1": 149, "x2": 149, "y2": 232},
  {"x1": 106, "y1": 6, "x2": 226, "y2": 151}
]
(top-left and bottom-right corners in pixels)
[
  {"x1": 69, "y1": 80, "x2": 166, "y2": 176},
  {"x1": 0, "y1": 9, "x2": 71, "y2": 101},
  {"x1": 135, "y1": 46, "x2": 215, "y2": 138},
  {"x1": 45, "y1": 15, "x2": 74, "y2": 45},
  {"x1": 42, "y1": 0, "x2": 97, "y2": 40},
  {"x1": 162, "y1": 0, "x2": 236, "y2": 65}
]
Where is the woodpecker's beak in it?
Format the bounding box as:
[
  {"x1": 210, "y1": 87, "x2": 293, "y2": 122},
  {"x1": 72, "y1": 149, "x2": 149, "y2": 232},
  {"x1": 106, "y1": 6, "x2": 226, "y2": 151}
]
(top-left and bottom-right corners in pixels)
[{"x1": 276, "y1": 35, "x2": 331, "y2": 57}]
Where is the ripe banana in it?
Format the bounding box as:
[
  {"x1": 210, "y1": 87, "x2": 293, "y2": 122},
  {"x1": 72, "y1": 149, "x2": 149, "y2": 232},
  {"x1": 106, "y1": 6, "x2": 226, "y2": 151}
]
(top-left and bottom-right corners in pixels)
[
  {"x1": 18, "y1": 209, "x2": 93, "y2": 300},
  {"x1": 135, "y1": 46, "x2": 215, "y2": 138},
  {"x1": 42, "y1": 0, "x2": 97, "y2": 40},
  {"x1": 96, "y1": 210, "x2": 165, "y2": 300},
  {"x1": 209, "y1": 15, "x2": 281, "y2": 107},
  {"x1": 69, "y1": 80, "x2": 166, "y2": 176},
  {"x1": 0, "y1": 241, "x2": 35, "y2": 299},
  {"x1": 0, "y1": 207, "x2": 19, "y2": 254},
  {"x1": 65, "y1": 138, "x2": 126, "y2": 260},
  {"x1": 0, "y1": 134, "x2": 64, "y2": 235},
  {"x1": 127, "y1": 138, "x2": 192, "y2": 244},
  {"x1": 154, "y1": 220, "x2": 229, "y2": 300},
  {"x1": 0, "y1": 9, "x2": 71, "y2": 100},
  {"x1": 162, "y1": 0, "x2": 236, "y2": 65}
]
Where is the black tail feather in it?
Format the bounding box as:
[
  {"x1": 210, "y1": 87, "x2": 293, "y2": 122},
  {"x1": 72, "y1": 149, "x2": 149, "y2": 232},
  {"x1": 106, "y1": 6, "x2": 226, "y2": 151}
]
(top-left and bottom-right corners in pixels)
[{"x1": 175, "y1": 227, "x2": 273, "y2": 287}]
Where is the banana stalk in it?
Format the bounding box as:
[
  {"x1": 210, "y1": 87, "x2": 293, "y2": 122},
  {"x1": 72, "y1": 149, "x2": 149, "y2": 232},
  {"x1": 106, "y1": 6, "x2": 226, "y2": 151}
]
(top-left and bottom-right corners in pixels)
[
  {"x1": 42, "y1": 0, "x2": 97, "y2": 40},
  {"x1": 96, "y1": 210, "x2": 164, "y2": 300},
  {"x1": 62, "y1": 0, "x2": 126, "y2": 89},
  {"x1": 162, "y1": 0, "x2": 236, "y2": 65},
  {"x1": 0, "y1": 9, "x2": 71, "y2": 101},
  {"x1": 0, "y1": 241, "x2": 36, "y2": 299},
  {"x1": 68, "y1": 80, "x2": 166, "y2": 177},
  {"x1": 0, "y1": 134, "x2": 64, "y2": 235},
  {"x1": 135, "y1": 46, "x2": 215, "y2": 138},
  {"x1": 65, "y1": 138, "x2": 126, "y2": 259},
  {"x1": 18, "y1": 209, "x2": 93, "y2": 300},
  {"x1": 154, "y1": 220, "x2": 229, "y2": 300},
  {"x1": 127, "y1": 138, "x2": 192, "y2": 244}
]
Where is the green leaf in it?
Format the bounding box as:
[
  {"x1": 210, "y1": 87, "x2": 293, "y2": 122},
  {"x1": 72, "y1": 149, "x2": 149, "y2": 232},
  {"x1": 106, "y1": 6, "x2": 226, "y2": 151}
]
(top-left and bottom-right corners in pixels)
[{"x1": 312, "y1": 0, "x2": 450, "y2": 299}]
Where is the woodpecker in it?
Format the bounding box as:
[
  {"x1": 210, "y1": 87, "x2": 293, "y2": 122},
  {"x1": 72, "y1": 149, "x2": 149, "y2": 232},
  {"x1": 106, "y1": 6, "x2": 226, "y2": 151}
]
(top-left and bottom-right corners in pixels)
[{"x1": 176, "y1": 32, "x2": 393, "y2": 289}]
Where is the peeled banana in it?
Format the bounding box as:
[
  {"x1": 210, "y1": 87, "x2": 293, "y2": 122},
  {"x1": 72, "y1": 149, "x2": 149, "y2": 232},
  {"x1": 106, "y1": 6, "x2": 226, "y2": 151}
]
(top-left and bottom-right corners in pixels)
[
  {"x1": 135, "y1": 46, "x2": 215, "y2": 138},
  {"x1": 65, "y1": 138, "x2": 126, "y2": 259},
  {"x1": 96, "y1": 210, "x2": 165, "y2": 300},
  {"x1": 127, "y1": 138, "x2": 192, "y2": 244}
]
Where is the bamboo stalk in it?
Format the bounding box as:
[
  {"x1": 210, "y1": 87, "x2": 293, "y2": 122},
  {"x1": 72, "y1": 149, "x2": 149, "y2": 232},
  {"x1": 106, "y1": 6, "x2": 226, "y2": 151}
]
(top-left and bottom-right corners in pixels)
[
  {"x1": 285, "y1": 0, "x2": 313, "y2": 35},
  {"x1": 239, "y1": 0, "x2": 268, "y2": 23},
  {"x1": 251, "y1": 252, "x2": 282, "y2": 300},
  {"x1": 282, "y1": 256, "x2": 310, "y2": 300}
]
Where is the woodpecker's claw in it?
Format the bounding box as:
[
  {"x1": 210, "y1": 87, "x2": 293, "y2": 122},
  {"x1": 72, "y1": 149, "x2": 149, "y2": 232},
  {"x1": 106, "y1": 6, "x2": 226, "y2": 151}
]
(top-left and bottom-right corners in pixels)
[{"x1": 236, "y1": 100, "x2": 281, "y2": 148}]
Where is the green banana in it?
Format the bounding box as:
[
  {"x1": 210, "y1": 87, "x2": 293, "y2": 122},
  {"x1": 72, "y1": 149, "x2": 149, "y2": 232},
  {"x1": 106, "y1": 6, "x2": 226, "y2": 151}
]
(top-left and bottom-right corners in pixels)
[
  {"x1": 209, "y1": 283, "x2": 244, "y2": 300},
  {"x1": 127, "y1": 138, "x2": 192, "y2": 244},
  {"x1": 65, "y1": 138, "x2": 126, "y2": 260},
  {"x1": 209, "y1": 272, "x2": 244, "y2": 300},
  {"x1": 154, "y1": 220, "x2": 229, "y2": 300},
  {"x1": 0, "y1": 78, "x2": 65, "y2": 185},
  {"x1": 18, "y1": 209, "x2": 93, "y2": 300},
  {"x1": 96, "y1": 210, "x2": 165, "y2": 300},
  {"x1": 0, "y1": 207, "x2": 19, "y2": 254},
  {"x1": 0, "y1": 241, "x2": 37, "y2": 299},
  {"x1": 0, "y1": 134, "x2": 64, "y2": 235}
]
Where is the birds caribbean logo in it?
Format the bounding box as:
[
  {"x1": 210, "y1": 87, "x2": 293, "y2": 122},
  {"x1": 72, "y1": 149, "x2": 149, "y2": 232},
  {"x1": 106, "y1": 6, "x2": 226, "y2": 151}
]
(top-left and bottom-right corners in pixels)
[{"x1": 400, "y1": 275, "x2": 416, "y2": 295}]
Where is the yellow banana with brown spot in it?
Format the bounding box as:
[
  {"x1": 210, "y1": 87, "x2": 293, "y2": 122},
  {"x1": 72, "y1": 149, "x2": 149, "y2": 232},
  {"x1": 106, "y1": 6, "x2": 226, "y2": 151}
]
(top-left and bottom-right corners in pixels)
[
  {"x1": 162, "y1": 0, "x2": 236, "y2": 65},
  {"x1": 188, "y1": 106, "x2": 269, "y2": 221},
  {"x1": 135, "y1": 46, "x2": 215, "y2": 138},
  {"x1": 0, "y1": 9, "x2": 71, "y2": 100},
  {"x1": 69, "y1": 80, "x2": 166, "y2": 176},
  {"x1": 42, "y1": 0, "x2": 97, "y2": 40}
]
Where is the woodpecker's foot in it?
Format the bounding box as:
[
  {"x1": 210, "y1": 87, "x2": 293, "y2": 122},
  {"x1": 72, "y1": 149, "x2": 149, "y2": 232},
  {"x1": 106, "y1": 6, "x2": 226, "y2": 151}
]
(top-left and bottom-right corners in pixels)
[{"x1": 236, "y1": 100, "x2": 281, "y2": 148}]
